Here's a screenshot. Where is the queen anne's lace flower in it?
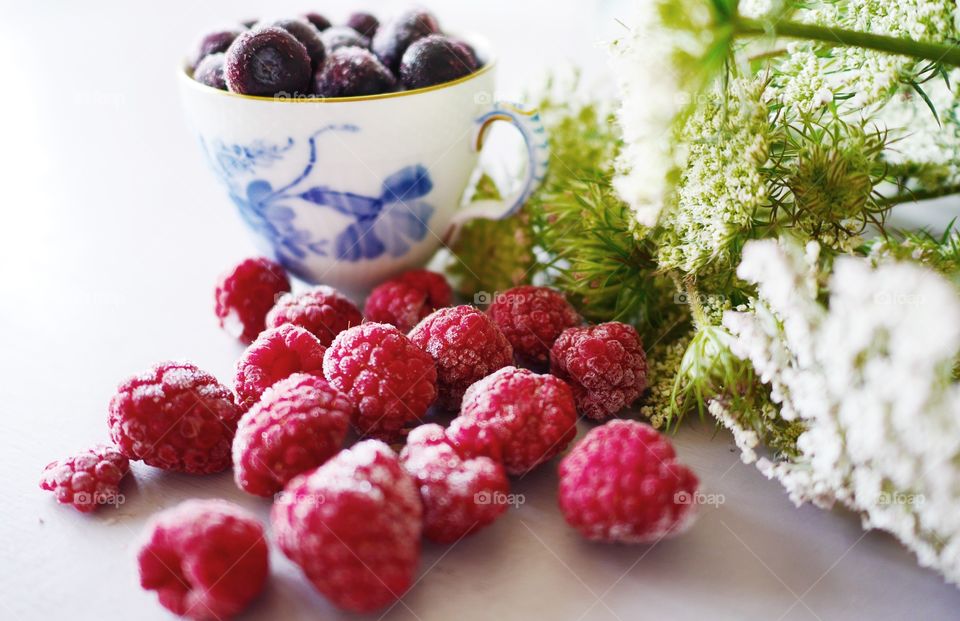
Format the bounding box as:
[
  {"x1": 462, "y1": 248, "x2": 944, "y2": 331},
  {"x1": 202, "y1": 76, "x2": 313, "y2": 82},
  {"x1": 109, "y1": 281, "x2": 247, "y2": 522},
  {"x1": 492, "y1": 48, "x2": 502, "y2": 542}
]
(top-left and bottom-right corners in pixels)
[
  {"x1": 721, "y1": 237, "x2": 960, "y2": 585},
  {"x1": 656, "y1": 78, "x2": 771, "y2": 274}
]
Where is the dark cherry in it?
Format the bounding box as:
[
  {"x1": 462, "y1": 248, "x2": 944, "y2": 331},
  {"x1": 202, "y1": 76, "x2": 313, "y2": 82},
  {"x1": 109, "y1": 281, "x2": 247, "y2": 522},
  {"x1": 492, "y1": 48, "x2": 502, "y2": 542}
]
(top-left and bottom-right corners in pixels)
[
  {"x1": 372, "y1": 9, "x2": 440, "y2": 74},
  {"x1": 452, "y1": 39, "x2": 482, "y2": 68},
  {"x1": 224, "y1": 27, "x2": 312, "y2": 96},
  {"x1": 303, "y1": 12, "x2": 332, "y2": 32},
  {"x1": 241, "y1": 18, "x2": 258, "y2": 29},
  {"x1": 263, "y1": 18, "x2": 326, "y2": 70},
  {"x1": 314, "y1": 47, "x2": 397, "y2": 98},
  {"x1": 194, "y1": 53, "x2": 227, "y2": 90},
  {"x1": 321, "y1": 26, "x2": 370, "y2": 53},
  {"x1": 192, "y1": 28, "x2": 243, "y2": 69},
  {"x1": 400, "y1": 35, "x2": 477, "y2": 90},
  {"x1": 346, "y1": 12, "x2": 380, "y2": 39}
]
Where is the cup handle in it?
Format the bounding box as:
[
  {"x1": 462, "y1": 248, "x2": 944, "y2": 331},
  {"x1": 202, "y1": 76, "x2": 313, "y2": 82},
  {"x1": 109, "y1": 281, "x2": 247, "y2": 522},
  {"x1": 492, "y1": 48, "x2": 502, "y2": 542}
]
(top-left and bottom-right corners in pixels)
[{"x1": 444, "y1": 101, "x2": 549, "y2": 242}]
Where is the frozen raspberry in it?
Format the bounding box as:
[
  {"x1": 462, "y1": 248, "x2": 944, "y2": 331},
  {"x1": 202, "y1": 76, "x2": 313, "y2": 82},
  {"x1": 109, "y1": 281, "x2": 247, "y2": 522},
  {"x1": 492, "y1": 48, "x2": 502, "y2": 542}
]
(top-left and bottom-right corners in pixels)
[
  {"x1": 224, "y1": 26, "x2": 312, "y2": 96},
  {"x1": 487, "y1": 285, "x2": 582, "y2": 366},
  {"x1": 109, "y1": 362, "x2": 241, "y2": 474},
  {"x1": 408, "y1": 305, "x2": 513, "y2": 410},
  {"x1": 397, "y1": 269, "x2": 453, "y2": 305},
  {"x1": 314, "y1": 47, "x2": 397, "y2": 98},
  {"x1": 138, "y1": 499, "x2": 269, "y2": 620},
  {"x1": 323, "y1": 323, "x2": 437, "y2": 440},
  {"x1": 400, "y1": 424, "x2": 509, "y2": 543},
  {"x1": 233, "y1": 374, "x2": 352, "y2": 497},
  {"x1": 234, "y1": 323, "x2": 327, "y2": 410},
  {"x1": 272, "y1": 441, "x2": 422, "y2": 613},
  {"x1": 400, "y1": 34, "x2": 477, "y2": 90},
  {"x1": 558, "y1": 420, "x2": 699, "y2": 543},
  {"x1": 372, "y1": 8, "x2": 440, "y2": 73},
  {"x1": 39, "y1": 444, "x2": 129, "y2": 513},
  {"x1": 364, "y1": 269, "x2": 452, "y2": 332},
  {"x1": 320, "y1": 26, "x2": 370, "y2": 52},
  {"x1": 449, "y1": 367, "x2": 578, "y2": 475},
  {"x1": 191, "y1": 28, "x2": 242, "y2": 69},
  {"x1": 214, "y1": 257, "x2": 291, "y2": 343},
  {"x1": 265, "y1": 285, "x2": 362, "y2": 346},
  {"x1": 193, "y1": 53, "x2": 227, "y2": 90},
  {"x1": 346, "y1": 12, "x2": 379, "y2": 38},
  {"x1": 302, "y1": 12, "x2": 331, "y2": 32},
  {"x1": 550, "y1": 322, "x2": 648, "y2": 420},
  {"x1": 264, "y1": 18, "x2": 326, "y2": 70}
]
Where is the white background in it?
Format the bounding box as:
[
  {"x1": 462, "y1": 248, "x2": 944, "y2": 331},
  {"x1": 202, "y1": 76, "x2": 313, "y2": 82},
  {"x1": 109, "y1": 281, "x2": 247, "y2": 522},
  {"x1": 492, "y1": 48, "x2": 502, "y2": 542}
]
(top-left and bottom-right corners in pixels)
[{"x1": 2, "y1": 1, "x2": 960, "y2": 619}]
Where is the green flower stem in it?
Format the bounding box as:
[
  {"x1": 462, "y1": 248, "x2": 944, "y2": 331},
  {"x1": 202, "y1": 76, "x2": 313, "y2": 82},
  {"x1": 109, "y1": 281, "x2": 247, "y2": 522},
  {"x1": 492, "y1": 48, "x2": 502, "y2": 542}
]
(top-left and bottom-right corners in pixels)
[
  {"x1": 736, "y1": 18, "x2": 960, "y2": 67},
  {"x1": 878, "y1": 184, "x2": 960, "y2": 207}
]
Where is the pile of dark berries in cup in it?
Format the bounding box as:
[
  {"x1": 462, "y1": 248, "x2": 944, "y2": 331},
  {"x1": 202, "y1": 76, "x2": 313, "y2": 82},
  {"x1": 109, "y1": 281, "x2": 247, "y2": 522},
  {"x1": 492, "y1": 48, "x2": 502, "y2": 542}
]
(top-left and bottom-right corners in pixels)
[
  {"x1": 40, "y1": 255, "x2": 703, "y2": 618},
  {"x1": 189, "y1": 8, "x2": 483, "y2": 98}
]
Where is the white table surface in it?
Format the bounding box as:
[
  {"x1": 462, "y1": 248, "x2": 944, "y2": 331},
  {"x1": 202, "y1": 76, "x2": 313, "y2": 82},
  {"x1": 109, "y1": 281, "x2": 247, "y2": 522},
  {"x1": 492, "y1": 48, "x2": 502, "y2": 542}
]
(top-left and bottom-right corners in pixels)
[{"x1": 3, "y1": 1, "x2": 960, "y2": 619}]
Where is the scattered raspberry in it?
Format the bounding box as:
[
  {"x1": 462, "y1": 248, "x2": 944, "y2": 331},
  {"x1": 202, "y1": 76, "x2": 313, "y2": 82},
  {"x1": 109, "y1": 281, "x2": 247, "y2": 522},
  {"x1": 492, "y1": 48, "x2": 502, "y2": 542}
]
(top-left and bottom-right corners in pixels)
[
  {"x1": 214, "y1": 257, "x2": 290, "y2": 343},
  {"x1": 550, "y1": 322, "x2": 648, "y2": 420},
  {"x1": 323, "y1": 323, "x2": 437, "y2": 440},
  {"x1": 558, "y1": 420, "x2": 699, "y2": 543},
  {"x1": 271, "y1": 440, "x2": 422, "y2": 613},
  {"x1": 448, "y1": 367, "x2": 578, "y2": 475},
  {"x1": 363, "y1": 282, "x2": 427, "y2": 333},
  {"x1": 408, "y1": 305, "x2": 513, "y2": 410},
  {"x1": 364, "y1": 269, "x2": 452, "y2": 332},
  {"x1": 109, "y1": 362, "x2": 241, "y2": 474},
  {"x1": 487, "y1": 285, "x2": 581, "y2": 366},
  {"x1": 138, "y1": 499, "x2": 269, "y2": 620},
  {"x1": 232, "y1": 373, "x2": 352, "y2": 497},
  {"x1": 265, "y1": 286, "x2": 362, "y2": 346},
  {"x1": 400, "y1": 424, "x2": 509, "y2": 543},
  {"x1": 397, "y1": 269, "x2": 453, "y2": 308},
  {"x1": 39, "y1": 444, "x2": 129, "y2": 513},
  {"x1": 234, "y1": 323, "x2": 327, "y2": 410}
]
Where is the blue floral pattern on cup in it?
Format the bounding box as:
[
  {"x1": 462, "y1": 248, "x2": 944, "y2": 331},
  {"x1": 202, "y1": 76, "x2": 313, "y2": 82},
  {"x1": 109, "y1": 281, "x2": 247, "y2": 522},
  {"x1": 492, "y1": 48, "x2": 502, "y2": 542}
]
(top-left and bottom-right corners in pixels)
[{"x1": 200, "y1": 125, "x2": 435, "y2": 268}]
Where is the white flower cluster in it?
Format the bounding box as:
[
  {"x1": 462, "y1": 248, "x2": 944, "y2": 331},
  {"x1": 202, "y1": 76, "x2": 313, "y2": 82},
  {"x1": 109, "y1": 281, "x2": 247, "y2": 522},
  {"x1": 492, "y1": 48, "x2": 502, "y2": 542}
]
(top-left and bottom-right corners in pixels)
[
  {"x1": 720, "y1": 237, "x2": 960, "y2": 585},
  {"x1": 610, "y1": 0, "x2": 717, "y2": 228},
  {"x1": 769, "y1": 0, "x2": 956, "y2": 112},
  {"x1": 878, "y1": 72, "x2": 960, "y2": 189},
  {"x1": 613, "y1": 0, "x2": 960, "y2": 256},
  {"x1": 657, "y1": 78, "x2": 771, "y2": 273}
]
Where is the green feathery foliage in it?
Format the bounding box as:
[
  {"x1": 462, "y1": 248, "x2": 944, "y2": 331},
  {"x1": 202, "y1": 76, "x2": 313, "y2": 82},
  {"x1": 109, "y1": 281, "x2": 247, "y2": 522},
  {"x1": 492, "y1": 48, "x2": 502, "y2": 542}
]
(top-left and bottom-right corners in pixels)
[{"x1": 445, "y1": 174, "x2": 536, "y2": 299}]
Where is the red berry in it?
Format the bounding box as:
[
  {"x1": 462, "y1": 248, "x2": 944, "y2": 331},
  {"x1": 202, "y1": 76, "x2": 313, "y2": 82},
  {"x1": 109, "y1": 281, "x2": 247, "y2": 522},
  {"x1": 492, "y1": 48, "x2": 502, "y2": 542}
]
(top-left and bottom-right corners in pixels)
[
  {"x1": 550, "y1": 322, "x2": 648, "y2": 420},
  {"x1": 232, "y1": 373, "x2": 352, "y2": 497},
  {"x1": 408, "y1": 305, "x2": 513, "y2": 410},
  {"x1": 214, "y1": 257, "x2": 290, "y2": 343},
  {"x1": 397, "y1": 269, "x2": 453, "y2": 308},
  {"x1": 234, "y1": 323, "x2": 327, "y2": 410},
  {"x1": 487, "y1": 285, "x2": 582, "y2": 366},
  {"x1": 448, "y1": 367, "x2": 578, "y2": 475},
  {"x1": 271, "y1": 440, "x2": 422, "y2": 613},
  {"x1": 138, "y1": 499, "x2": 269, "y2": 620},
  {"x1": 39, "y1": 444, "x2": 129, "y2": 513},
  {"x1": 558, "y1": 420, "x2": 699, "y2": 543},
  {"x1": 364, "y1": 269, "x2": 452, "y2": 332},
  {"x1": 108, "y1": 362, "x2": 241, "y2": 474},
  {"x1": 400, "y1": 424, "x2": 509, "y2": 543},
  {"x1": 265, "y1": 285, "x2": 362, "y2": 346},
  {"x1": 323, "y1": 323, "x2": 437, "y2": 440}
]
